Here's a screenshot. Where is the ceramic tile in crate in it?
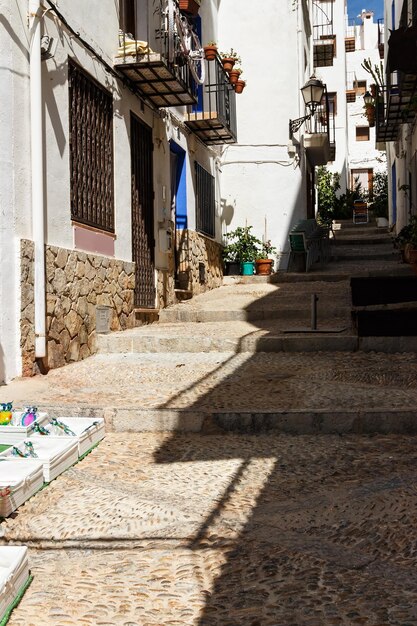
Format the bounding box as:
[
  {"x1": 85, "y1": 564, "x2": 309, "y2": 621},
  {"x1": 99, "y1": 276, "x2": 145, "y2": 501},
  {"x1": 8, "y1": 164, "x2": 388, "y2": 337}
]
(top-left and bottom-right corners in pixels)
[
  {"x1": 0, "y1": 459, "x2": 44, "y2": 517},
  {"x1": 35, "y1": 417, "x2": 105, "y2": 457},
  {"x1": 0, "y1": 546, "x2": 31, "y2": 624},
  {"x1": 0, "y1": 406, "x2": 49, "y2": 444},
  {"x1": 0, "y1": 438, "x2": 78, "y2": 483}
]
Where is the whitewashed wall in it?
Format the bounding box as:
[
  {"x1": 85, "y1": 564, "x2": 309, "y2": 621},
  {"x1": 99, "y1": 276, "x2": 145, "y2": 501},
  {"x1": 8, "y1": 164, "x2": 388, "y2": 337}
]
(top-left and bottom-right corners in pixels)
[
  {"x1": 217, "y1": 0, "x2": 311, "y2": 268},
  {"x1": 0, "y1": 0, "x2": 31, "y2": 382},
  {"x1": 346, "y1": 14, "x2": 386, "y2": 190}
]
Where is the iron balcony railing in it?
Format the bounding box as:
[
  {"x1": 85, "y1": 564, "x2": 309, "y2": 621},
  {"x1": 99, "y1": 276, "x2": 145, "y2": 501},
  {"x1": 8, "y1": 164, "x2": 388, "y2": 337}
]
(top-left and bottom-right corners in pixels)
[
  {"x1": 312, "y1": 0, "x2": 335, "y2": 66},
  {"x1": 185, "y1": 54, "x2": 237, "y2": 144},
  {"x1": 115, "y1": 0, "x2": 198, "y2": 107},
  {"x1": 377, "y1": 24, "x2": 417, "y2": 142}
]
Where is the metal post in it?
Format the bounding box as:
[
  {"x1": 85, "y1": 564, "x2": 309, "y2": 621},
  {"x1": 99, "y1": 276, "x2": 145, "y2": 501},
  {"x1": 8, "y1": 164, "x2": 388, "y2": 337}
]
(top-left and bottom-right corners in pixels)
[{"x1": 311, "y1": 293, "x2": 318, "y2": 330}]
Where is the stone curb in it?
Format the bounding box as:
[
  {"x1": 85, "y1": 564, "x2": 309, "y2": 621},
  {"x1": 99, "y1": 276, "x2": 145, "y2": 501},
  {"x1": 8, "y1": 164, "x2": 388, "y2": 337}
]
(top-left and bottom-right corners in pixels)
[
  {"x1": 98, "y1": 334, "x2": 359, "y2": 354},
  {"x1": 37, "y1": 405, "x2": 417, "y2": 435}
]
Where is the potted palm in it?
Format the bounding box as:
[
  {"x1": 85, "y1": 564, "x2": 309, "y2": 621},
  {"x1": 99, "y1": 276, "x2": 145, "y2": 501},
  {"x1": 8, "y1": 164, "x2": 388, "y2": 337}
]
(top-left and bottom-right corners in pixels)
[{"x1": 223, "y1": 226, "x2": 262, "y2": 276}]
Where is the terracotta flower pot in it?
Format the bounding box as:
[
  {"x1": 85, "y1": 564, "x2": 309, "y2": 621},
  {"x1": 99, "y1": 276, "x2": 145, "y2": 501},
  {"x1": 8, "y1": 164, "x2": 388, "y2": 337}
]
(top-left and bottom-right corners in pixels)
[
  {"x1": 228, "y1": 69, "x2": 241, "y2": 85},
  {"x1": 221, "y1": 57, "x2": 235, "y2": 72},
  {"x1": 234, "y1": 79, "x2": 246, "y2": 94},
  {"x1": 255, "y1": 259, "x2": 273, "y2": 276},
  {"x1": 179, "y1": 0, "x2": 200, "y2": 16},
  {"x1": 204, "y1": 45, "x2": 218, "y2": 61}
]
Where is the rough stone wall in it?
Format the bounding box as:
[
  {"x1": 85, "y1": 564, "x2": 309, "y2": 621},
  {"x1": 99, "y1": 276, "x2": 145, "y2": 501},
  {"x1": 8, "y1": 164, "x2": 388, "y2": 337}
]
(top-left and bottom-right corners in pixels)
[
  {"x1": 156, "y1": 250, "x2": 176, "y2": 310},
  {"x1": 20, "y1": 240, "x2": 135, "y2": 375},
  {"x1": 175, "y1": 229, "x2": 223, "y2": 296},
  {"x1": 20, "y1": 241, "x2": 35, "y2": 377}
]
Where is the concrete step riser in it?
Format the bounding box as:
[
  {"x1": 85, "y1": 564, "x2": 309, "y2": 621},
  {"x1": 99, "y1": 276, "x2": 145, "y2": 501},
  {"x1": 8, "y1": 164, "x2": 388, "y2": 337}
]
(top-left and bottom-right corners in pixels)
[
  {"x1": 333, "y1": 227, "x2": 387, "y2": 236},
  {"x1": 98, "y1": 334, "x2": 357, "y2": 354},
  {"x1": 38, "y1": 404, "x2": 417, "y2": 435},
  {"x1": 159, "y1": 307, "x2": 349, "y2": 323},
  {"x1": 98, "y1": 334, "x2": 417, "y2": 355},
  {"x1": 332, "y1": 238, "x2": 392, "y2": 246},
  {"x1": 331, "y1": 253, "x2": 397, "y2": 262}
]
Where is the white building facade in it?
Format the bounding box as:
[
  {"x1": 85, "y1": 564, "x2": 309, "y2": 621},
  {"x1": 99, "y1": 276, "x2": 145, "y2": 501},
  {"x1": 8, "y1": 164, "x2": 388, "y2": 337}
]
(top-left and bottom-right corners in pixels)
[
  {"x1": 1, "y1": 0, "x2": 323, "y2": 382},
  {"x1": 381, "y1": 0, "x2": 417, "y2": 232}
]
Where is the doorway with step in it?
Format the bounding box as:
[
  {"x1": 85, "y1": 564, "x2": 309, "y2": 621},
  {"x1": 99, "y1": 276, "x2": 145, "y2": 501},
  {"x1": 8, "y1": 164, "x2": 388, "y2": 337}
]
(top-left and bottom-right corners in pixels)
[{"x1": 131, "y1": 113, "x2": 156, "y2": 308}]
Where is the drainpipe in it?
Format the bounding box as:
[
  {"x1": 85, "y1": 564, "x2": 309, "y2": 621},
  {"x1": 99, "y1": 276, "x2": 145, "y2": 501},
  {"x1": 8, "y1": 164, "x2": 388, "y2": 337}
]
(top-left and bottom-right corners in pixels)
[{"x1": 29, "y1": 0, "x2": 46, "y2": 360}]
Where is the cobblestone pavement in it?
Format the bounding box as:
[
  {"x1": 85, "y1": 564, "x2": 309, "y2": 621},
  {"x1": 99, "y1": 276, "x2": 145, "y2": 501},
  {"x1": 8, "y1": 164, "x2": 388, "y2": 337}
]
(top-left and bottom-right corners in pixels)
[
  {"x1": 4, "y1": 432, "x2": 417, "y2": 625},
  {"x1": 4, "y1": 351, "x2": 417, "y2": 414}
]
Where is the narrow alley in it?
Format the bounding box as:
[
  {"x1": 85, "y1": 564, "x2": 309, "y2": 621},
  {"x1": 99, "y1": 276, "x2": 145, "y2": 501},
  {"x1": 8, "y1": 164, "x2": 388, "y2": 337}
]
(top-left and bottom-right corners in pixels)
[{"x1": 3, "y1": 221, "x2": 417, "y2": 625}]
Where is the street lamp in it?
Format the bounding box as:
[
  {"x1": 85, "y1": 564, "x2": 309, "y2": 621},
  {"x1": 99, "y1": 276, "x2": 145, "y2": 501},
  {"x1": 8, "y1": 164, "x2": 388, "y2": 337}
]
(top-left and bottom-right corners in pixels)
[
  {"x1": 363, "y1": 91, "x2": 373, "y2": 106},
  {"x1": 289, "y1": 75, "x2": 326, "y2": 137}
]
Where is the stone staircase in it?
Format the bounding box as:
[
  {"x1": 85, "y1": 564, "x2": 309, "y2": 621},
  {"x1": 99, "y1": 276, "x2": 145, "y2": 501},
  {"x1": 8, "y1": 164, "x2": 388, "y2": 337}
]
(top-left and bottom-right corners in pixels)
[
  {"x1": 7, "y1": 216, "x2": 417, "y2": 436},
  {"x1": 97, "y1": 218, "x2": 414, "y2": 356}
]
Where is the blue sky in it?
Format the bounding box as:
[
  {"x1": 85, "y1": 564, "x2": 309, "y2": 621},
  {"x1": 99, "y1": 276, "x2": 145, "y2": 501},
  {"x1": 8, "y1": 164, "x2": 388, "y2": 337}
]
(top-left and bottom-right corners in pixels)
[{"x1": 347, "y1": 0, "x2": 384, "y2": 21}]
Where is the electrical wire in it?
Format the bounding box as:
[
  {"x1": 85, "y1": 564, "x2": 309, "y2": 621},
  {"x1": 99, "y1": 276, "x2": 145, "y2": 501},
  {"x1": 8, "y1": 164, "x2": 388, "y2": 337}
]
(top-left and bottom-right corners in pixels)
[{"x1": 42, "y1": 0, "x2": 157, "y2": 112}]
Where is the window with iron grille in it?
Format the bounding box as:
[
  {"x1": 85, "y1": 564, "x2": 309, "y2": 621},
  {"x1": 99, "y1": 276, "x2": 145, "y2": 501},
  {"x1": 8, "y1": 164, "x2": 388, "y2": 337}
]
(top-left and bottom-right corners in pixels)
[
  {"x1": 69, "y1": 60, "x2": 114, "y2": 232},
  {"x1": 195, "y1": 162, "x2": 215, "y2": 238}
]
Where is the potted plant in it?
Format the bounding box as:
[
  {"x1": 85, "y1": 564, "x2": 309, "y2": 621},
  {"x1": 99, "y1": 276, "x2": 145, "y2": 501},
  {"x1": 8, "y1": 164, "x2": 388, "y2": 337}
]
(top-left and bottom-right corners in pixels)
[
  {"x1": 223, "y1": 226, "x2": 262, "y2": 275},
  {"x1": 204, "y1": 41, "x2": 218, "y2": 61},
  {"x1": 220, "y1": 48, "x2": 240, "y2": 72},
  {"x1": 393, "y1": 223, "x2": 413, "y2": 263},
  {"x1": 393, "y1": 216, "x2": 417, "y2": 267},
  {"x1": 228, "y1": 66, "x2": 242, "y2": 85},
  {"x1": 235, "y1": 78, "x2": 246, "y2": 94},
  {"x1": 255, "y1": 240, "x2": 277, "y2": 275}
]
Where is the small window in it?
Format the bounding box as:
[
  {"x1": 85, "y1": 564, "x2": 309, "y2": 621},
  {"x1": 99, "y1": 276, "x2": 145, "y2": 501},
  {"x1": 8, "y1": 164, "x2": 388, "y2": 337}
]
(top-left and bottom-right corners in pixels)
[
  {"x1": 195, "y1": 163, "x2": 215, "y2": 238},
  {"x1": 356, "y1": 126, "x2": 370, "y2": 141}
]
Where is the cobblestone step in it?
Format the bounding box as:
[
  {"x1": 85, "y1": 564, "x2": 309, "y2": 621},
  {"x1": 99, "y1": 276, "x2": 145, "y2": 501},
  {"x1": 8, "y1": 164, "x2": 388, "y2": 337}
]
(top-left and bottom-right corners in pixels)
[
  {"x1": 24, "y1": 405, "x2": 417, "y2": 435},
  {"x1": 159, "y1": 305, "x2": 349, "y2": 323}
]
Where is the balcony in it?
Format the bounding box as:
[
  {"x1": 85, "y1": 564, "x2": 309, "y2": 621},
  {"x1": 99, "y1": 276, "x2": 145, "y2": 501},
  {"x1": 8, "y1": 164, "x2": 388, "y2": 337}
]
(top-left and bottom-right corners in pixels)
[
  {"x1": 375, "y1": 79, "x2": 417, "y2": 142},
  {"x1": 114, "y1": 1, "x2": 199, "y2": 107},
  {"x1": 313, "y1": 1, "x2": 335, "y2": 67},
  {"x1": 304, "y1": 98, "x2": 336, "y2": 166},
  {"x1": 345, "y1": 17, "x2": 356, "y2": 52},
  {"x1": 375, "y1": 28, "x2": 417, "y2": 142},
  {"x1": 185, "y1": 55, "x2": 237, "y2": 144}
]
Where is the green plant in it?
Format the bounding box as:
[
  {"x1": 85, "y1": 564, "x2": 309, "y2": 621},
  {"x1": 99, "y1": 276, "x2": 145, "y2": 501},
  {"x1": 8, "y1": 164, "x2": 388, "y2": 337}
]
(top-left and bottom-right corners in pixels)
[
  {"x1": 222, "y1": 226, "x2": 262, "y2": 263},
  {"x1": 317, "y1": 167, "x2": 367, "y2": 223},
  {"x1": 256, "y1": 240, "x2": 277, "y2": 260},
  {"x1": 361, "y1": 58, "x2": 384, "y2": 90},
  {"x1": 317, "y1": 166, "x2": 340, "y2": 226},
  {"x1": 393, "y1": 224, "x2": 413, "y2": 249},
  {"x1": 393, "y1": 216, "x2": 417, "y2": 249},
  {"x1": 369, "y1": 171, "x2": 388, "y2": 219},
  {"x1": 220, "y1": 48, "x2": 241, "y2": 62}
]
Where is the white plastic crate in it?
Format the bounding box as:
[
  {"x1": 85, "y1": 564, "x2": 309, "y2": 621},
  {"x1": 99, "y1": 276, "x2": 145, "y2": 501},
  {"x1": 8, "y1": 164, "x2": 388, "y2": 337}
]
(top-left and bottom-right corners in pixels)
[
  {"x1": 0, "y1": 546, "x2": 30, "y2": 624},
  {"x1": 0, "y1": 438, "x2": 78, "y2": 483},
  {"x1": 0, "y1": 411, "x2": 49, "y2": 444},
  {"x1": 0, "y1": 459, "x2": 44, "y2": 517},
  {"x1": 32, "y1": 417, "x2": 105, "y2": 457}
]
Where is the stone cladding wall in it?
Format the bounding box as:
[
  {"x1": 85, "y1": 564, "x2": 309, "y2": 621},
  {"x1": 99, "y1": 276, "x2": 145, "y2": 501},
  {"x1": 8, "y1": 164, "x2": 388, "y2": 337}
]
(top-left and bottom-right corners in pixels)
[
  {"x1": 175, "y1": 229, "x2": 223, "y2": 296},
  {"x1": 20, "y1": 240, "x2": 135, "y2": 375}
]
